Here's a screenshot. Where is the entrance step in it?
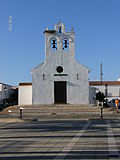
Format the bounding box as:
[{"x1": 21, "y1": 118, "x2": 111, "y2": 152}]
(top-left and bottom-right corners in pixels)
[{"x1": 0, "y1": 104, "x2": 116, "y2": 119}]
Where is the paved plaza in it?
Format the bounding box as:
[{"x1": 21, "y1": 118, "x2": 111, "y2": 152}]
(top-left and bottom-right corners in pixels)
[{"x1": 0, "y1": 118, "x2": 120, "y2": 159}]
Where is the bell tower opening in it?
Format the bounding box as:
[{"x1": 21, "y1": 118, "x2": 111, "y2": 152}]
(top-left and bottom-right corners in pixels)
[
  {"x1": 44, "y1": 22, "x2": 75, "y2": 62},
  {"x1": 54, "y1": 22, "x2": 65, "y2": 33},
  {"x1": 51, "y1": 38, "x2": 57, "y2": 51},
  {"x1": 58, "y1": 26, "x2": 62, "y2": 33},
  {"x1": 63, "y1": 38, "x2": 69, "y2": 51}
]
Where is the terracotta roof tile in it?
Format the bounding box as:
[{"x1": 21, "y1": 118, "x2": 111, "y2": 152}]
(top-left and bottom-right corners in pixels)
[
  {"x1": 19, "y1": 82, "x2": 32, "y2": 86},
  {"x1": 89, "y1": 81, "x2": 120, "y2": 86}
]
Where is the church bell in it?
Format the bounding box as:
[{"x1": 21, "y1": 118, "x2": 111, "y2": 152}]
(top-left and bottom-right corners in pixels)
[
  {"x1": 52, "y1": 39, "x2": 56, "y2": 49},
  {"x1": 64, "y1": 39, "x2": 68, "y2": 48}
]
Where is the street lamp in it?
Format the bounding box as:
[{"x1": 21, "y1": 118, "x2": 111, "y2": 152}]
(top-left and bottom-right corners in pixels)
[{"x1": 4, "y1": 86, "x2": 7, "y2": 107}]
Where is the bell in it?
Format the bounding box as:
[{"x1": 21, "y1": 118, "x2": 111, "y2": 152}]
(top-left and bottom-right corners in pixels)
[
  {"x1": 64, "y1": 39, "x2": 68, "y2": 48},
  {"x1": 52, "y1": 39, "x2": 56, "y2": 48},
  {"x1": 64, "y1": 44, "x2": 68, "y2": 48},
  {"x1": 52, "y1": 39, "x2": 56, "y2": 44},
  {"x1": 58, "y1": 26, "x2": 62, "y2": 33},
  {"x1": 64, "y1": 40, "x2": 67, "y2": 44},
  {"x1": 52, "y1": 44, "x2": 56, "y2": 48}
]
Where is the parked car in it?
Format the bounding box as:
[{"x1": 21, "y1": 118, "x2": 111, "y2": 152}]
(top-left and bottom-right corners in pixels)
[{"x1": 105, "y1": 99, "x2": 120, "y2": 108}]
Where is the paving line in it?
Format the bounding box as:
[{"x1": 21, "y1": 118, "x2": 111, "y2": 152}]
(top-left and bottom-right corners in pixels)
[
  {"x1": 53, "y1": 121, "x2": 91, "y2": 160},
  {"x1": 107, "y1": 120, "x2": 119, "y2": 158}
]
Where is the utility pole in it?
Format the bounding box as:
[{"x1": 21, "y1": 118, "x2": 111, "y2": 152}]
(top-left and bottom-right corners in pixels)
[
  {"x1": 4, "y1": 87, "x2": 7, "y2": 107},
  {"x1": 100, "y1": 63, "x2": 103, "y2": 83},
  {"x1": 8, "y1": 16, "x2": 12, "y2": 32}
]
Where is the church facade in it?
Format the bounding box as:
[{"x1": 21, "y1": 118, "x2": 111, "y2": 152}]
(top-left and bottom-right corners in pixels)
[{"x1": 31, "y1": 23, "x2": 90, "y2": 104}]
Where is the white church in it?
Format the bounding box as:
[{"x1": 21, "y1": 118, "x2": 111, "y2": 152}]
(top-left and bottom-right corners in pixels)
[{"x1": 19, "y1": 22, "x2": 91, "y2": 105}]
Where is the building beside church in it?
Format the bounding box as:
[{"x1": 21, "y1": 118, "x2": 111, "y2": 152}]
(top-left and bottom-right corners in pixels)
[
  {"x1": 90, "y1": 81, "x2": 120, "y2": 101},
  {"x1": 19, "y1": 82, "x2": 32, "y2": 106},
  {"x1": 0, "y1": 82, "x2": 18, "y2": 106},
  {"x1": 19, "y1": 22, "x2": 90, "y2": 105}
]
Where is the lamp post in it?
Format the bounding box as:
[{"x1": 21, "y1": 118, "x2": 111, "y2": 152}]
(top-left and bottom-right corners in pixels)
[
  {"x1": 105, "y1": 84, "x2": 108, "y2": 105},
  {"x1": 99, "y1": 102, "x2": 103, "y2": 119},
  {"x1": 4, "y1": 86, "x2": 7, "y2": 107}
]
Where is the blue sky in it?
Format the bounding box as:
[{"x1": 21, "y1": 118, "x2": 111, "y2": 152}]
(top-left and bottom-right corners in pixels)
[{"x1": 0, "y1": 0, "x2": 120, "y2": 85}]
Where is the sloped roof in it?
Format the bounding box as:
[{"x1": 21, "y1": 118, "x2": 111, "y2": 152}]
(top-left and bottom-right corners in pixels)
[
  {"x1": 89, "y1": 81, "x2": 120, "y2": 86},
  {"x1": 19, "y1": 82, "x2": 32, "y2": 86},
  {"x1": 76, "y1": 61, "x2": 90, "y2": 72},
  {"x1": 31, "y1": 62, "x2": 44, "y2": 71},
  {"x1": 44, "y1": 30, "x2": 56, "y2": 34},
  {"x1": 0, "y1": 82, "x2": 12, "y2": 87}
]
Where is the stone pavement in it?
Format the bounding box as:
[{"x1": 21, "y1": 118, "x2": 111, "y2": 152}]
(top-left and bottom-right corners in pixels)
[{"x1": 0, "y1": 118, "x2": 120, "y2": 159}]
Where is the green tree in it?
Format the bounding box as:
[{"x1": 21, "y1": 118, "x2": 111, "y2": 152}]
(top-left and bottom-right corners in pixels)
[{"x1": 96, "y1": 91, "x2": 105, "y2": 102}]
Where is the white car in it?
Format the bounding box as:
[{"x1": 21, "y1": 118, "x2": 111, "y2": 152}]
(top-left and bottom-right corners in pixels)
[{"x1": 107, "y1": 99, "x2": 120, "y2": 108}]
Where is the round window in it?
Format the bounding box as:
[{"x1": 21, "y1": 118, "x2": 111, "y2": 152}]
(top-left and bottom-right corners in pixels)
[{"x1": 56, "y1": 66, "x2": 63, "y2": 73}]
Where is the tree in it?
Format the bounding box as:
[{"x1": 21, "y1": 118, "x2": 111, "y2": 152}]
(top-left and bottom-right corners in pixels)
[{"x1": 96, "y1": 91, "x2": 105, "y2": 102}]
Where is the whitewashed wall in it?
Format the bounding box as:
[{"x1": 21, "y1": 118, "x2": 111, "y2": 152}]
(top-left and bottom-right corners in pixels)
[
  {"x1": 32, "y1": 23, "x2": 90, "y2": 105},
  {"x1": 19, "y1": 85, "x2": 32, "y2": 106},
  {"x1": 32, "y1": 50, "x2": 89, "y2": 105},
  {"x1": 89, "y1": 86, "x2": 97, "y2": 105},
  {"x1": 91, "y1": 85, "x2": 120, "y2": 101}
]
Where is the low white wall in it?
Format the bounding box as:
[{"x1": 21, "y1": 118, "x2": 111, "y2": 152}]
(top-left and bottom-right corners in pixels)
[
  {"x1": 92, "y1": 85, "x2": 120, "y2": 101},
  {"x1": 19, "y1": 85, "x2": 32, "y2": 106}
]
